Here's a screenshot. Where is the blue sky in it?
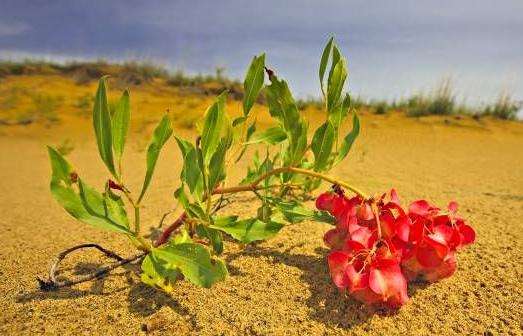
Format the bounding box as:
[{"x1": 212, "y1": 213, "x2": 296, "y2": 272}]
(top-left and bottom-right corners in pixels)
[{"x1": 1, "y1": 0, "x2": 522, "y2": 106}]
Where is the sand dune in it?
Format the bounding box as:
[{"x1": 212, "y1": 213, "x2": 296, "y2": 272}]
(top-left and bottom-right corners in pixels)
[{"x1": 1, "y1": 75, "x2": 522, "y2": 335}]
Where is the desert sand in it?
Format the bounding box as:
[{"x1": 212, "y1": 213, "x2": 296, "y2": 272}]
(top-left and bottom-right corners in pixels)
[{"x1": 0, "y1": 75, "x2": 522, "y2": 335}]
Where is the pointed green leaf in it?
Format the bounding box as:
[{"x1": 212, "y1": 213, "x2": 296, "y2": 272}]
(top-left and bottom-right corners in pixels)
[
  {"x1": 212, "y1": 216, "x2": 239, "y2": 226},
  {"x1": 329, "y1": 93, "x2": 351, "y2": 131},
  {"x1": 232, "y1": 116, "x2": 246, "y2": 126},
  {"x1": 138, "y1": 115, "x2": 173, "y2": 202},
  {"x1": 327, "y1": 45, "x2": 342, "y2": 85},
  {"x1": 210, "y1": 218, "x2": 283, "y2": 244},
  {"x1": 47, "y1": 146, "x2": 74, "y2": 186},
  {"x1": 208, "y1": 140, "x2": 229, "y2": 190},
  {"x1": 174, "y1": 135, "x2": 193, "y2": 158},
  {"x1": 77, "y1": 179, "x2": 131, "y2": 231},
  {"x1": 112, "y1": 90, "x2": 130, "y2": 163},
  {"x1": 243, "y1": 53, "x2": 265, "y2": 116},
  {"x1": 173, "y1": 185, "x2": 190, "y2": 210},
  {"x1": 247, "y1": 126, "x2": 287, "y2": 145},
  {"x1": 186, "y1": 202, "x2": 207, "y2": 220},
  {"x1": 201, "y1": 92, "x2": 227, "y2": 163},
  {"x1": 47, "y1": 147, "x2": 132, "y2": 235},
  {"x1": 327, "y1": 58, "x2": 348, "y2": 112},
  {"x1": 183, "y1": 147, "x2": 204, "y2": 197},
  {"x1": 141, "y1": 253, "x2": 181, "y2": 293},
  {"x1": 335, "y1": 113, "x2": 360, "y2": 165},
  {"x1": 319, "y1": 37, "x2": 334, "y2": 95},
  {"x1": 93, "y1": 76, "x2": 116, "y2": 175},
  {"x1": 196, "y1": 225, "x2": 224, "y2": 255},
  {"x1": 152, "y1": 242, "x2": 228, "y2": 288},
  {"x1": 50, "y1": 183, "x2": 129, "y2": 234},
  {"x1": 104, "y1": 188, "x2": 130, "y2": 229},
  {"x1": 311, "y1": 121, "x2": 335, "y2": 171},
  {"x1": 272, "y1": 199, "x2": 336, "y2": 224},
  {"x1": 172, "y1": 229, "x2": 193, "y2": 244},
  {"x1": 235, "y1": 120, "x2": 256, "y2": 163},
  {"x1": 265, "y1": 75, "x2": 308, "y2": 167}
]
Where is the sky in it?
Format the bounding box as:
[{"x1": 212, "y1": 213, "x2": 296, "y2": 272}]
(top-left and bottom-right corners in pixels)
[{"x1": 1, "y1": 0, "x2": 522, "y2": 108}]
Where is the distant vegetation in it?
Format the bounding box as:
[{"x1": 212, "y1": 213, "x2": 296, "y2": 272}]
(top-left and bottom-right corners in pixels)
[{"x1": 0, "y1": 60, "x2": 520, "y2": 121}]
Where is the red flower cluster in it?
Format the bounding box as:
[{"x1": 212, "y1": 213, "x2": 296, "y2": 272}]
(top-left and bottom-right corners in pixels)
[{"x1": 316, "y1": 188, "x2": 475, "y2": 308}]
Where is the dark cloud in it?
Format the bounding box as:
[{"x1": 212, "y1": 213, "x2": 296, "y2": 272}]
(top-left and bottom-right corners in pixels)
[{"x1": 0, "y1": 0, "x2": 521, "y2": 104}]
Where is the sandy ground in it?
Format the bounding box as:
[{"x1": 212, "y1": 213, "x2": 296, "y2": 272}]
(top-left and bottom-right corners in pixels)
[{"x1": 1, "y1": 76, "x2": 522, "y2": 335}]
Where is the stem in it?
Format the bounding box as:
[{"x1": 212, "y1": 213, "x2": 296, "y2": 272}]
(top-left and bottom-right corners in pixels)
[
  {"x1": 134, "y1": 206, "x2": 141, "y2": 235},
  {"x1": 37, "y1": 244, "x2": 146, "y2": 291},
  {"x1": 154, "y1": 213, "x2": 187, "y2": 247},
  {"x1": 114, "y1": 176, "x2": 142, "y2": 235},
  {"x1": 371, "y1": 202, "x2": 382, "y2": 239},
  {"x1": 156, "y1": 166, "x2": 369, "y2": 246},
  {"x1": 249, "y1": 167, "x2": 368, "y2": 199}
]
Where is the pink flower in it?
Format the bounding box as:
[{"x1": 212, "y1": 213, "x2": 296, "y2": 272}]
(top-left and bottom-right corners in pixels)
[{"x1": 316, "y1": 189, "x2": 476, "y2": 307}]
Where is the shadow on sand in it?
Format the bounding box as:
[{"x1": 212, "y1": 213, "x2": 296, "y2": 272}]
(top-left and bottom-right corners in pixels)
[
  {"x1": 16, "y1": 260, "x2": 198, "y2": 328},
  {"x1": 16, "y1": 244, "x2": 437, "y2": 331},
  {"x1": 225, "y1": 244, "x2": 403, "y2": 329}
]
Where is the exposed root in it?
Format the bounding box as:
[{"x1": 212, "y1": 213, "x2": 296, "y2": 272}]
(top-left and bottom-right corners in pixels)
[{"x1": 37, "y1": 243, "x2": 146, "y2": 291}]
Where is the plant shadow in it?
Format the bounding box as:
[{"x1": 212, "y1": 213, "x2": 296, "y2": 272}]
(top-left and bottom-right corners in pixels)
[
  {"x1": 226, "y1": 245, "x2": 399, "y2": 330},
  {"x1": 16, "y1": 261, "x2": 198, "y2": 328},
  {"x1": 126, "y1": 283, "x2": 198, "y2": 329},
  {"x1": 16, "y1": 262, "x2": 136, "y2": 303}
]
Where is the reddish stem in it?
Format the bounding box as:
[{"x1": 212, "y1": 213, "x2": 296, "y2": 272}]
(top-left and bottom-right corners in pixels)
[
  {"x1": 154, "y1": 213, "x2": 187, "y2": 247},
  {"x1": 155, "y1": 167, "x2": 368, "y2": 247}
]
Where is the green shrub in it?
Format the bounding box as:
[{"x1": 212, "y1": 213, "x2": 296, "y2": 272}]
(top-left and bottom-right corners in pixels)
[
  {"x1": 373, "y1": 101, "x2": 389, "y2": 115},
  {"x1": 481, "y1": 93, "x2": 521, "y2": 120},
  {"x1": 29, "y1": 93, "x2": 64, "y2": 122},
  {"x1": 406, "y1": 80, "x2": 456, "y2": 117}
]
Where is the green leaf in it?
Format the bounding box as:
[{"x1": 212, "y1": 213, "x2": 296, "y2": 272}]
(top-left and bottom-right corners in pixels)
[
  {"x1": 247, "y1": 126, "x2": 287, "y2": 145},
  {"x1": 210, "y1": 218, "x2": 283, "y2": 244},
  {"x1": 47, "y1": 146, "x2": 74, "y2": 186},
  {"x1": 327, "y1": 58, "x2": 348, "y2": 112},
  {"x1": 152, "y1": 242, "x2": 228, "y2": 288},
  {"x1": 201, "y1": 92, "x2": 227, "y2": 163},
  {"x1": 328, "y1": 93, "x2": 351, "y2": 131},
  {"x1": 265, "y1": 75, "x2": 308, "y2": 167},
  {"x1": 176, "y1": 136, "x2": 204, "y2": 198},
  {"x1": 235, "y1": 120, "x2": 256, "y2": 163},
  {"x1": 232, "y1": 116, "x2": 246, "y2": 127},
  {"x1": 47, "y1": 147, "x2": 132, "y2": 235},
  {"x1": 77, "y1": 179, "x2": 131, "y2": 230},
  {"x1": 212, "y1": 216, "x2": 238, "y2": 226},
  {"x1": 319, "y1": 36, "x2": 334, "y2": 95},
  {"x1": 92, "y1": 76, "x2": 116, "y2": 176},
  {"x1": 186, "y1": 202, "x2": 207, "y2": 220},
  {"x1": 141, "y1": 253, "x2": 181, "y2": 293},
  {"x1": 174, "y1": 135, "x2": 193, "y2": 157},
  {"x1": 311, "y1": 121, "x2": 335, "y2": 171},
  {"x1": 171, "y1": 229, "x2": 192, "y2": 244},
  {"x1": 111, "y1": 90, "x2": 130, "y2": 163},
  {"x1": 183, "y1": 147, "x2": 204, "y2": 197},
  {"x1": 274, "y1": 199, "x2": 335, "y2": 224},
  {"x1": 103, "y1": 188, "x2": 130, "y2": 229},
  {"x1": 243, "y1": 53, "x2": 265, "y2": 116},
  {"x1": 138, "y1": 115, "x2": 173, "y2": 202},
  {"x1": 327, "y1": 45, "x2": 342, "y2": 85},
  {"x1": 50, "y1": 183, "x2": 128, "y2": 234},
  {"x1": 335, "y1": 113, "x2": 360, "y2": 165},
  {"x1": 208, "y1": 140, "x2": 229, "y2": 190},
  {"x1": 196, "y1": 225, "x2": 224, "y2": 255},
  {"x1": 173, "y1": 185, "x2": 190, "y2": 209}
]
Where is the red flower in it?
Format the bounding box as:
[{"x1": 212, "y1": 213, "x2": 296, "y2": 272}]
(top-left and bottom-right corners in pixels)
[
  {"x1": 398, "y1": 200, "x2": 475, "y2": 282},
  {"x1": 327, "y1": 239, "x2": 409, "y2": 308},
  {"x1": 316, "y1": 188, "x2": 475, "y2": 308}
]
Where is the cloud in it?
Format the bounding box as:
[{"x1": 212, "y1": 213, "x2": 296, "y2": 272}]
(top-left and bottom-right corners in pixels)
[{"x1": 0, "y1": 21, "x2": 30, "y2": 37}]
